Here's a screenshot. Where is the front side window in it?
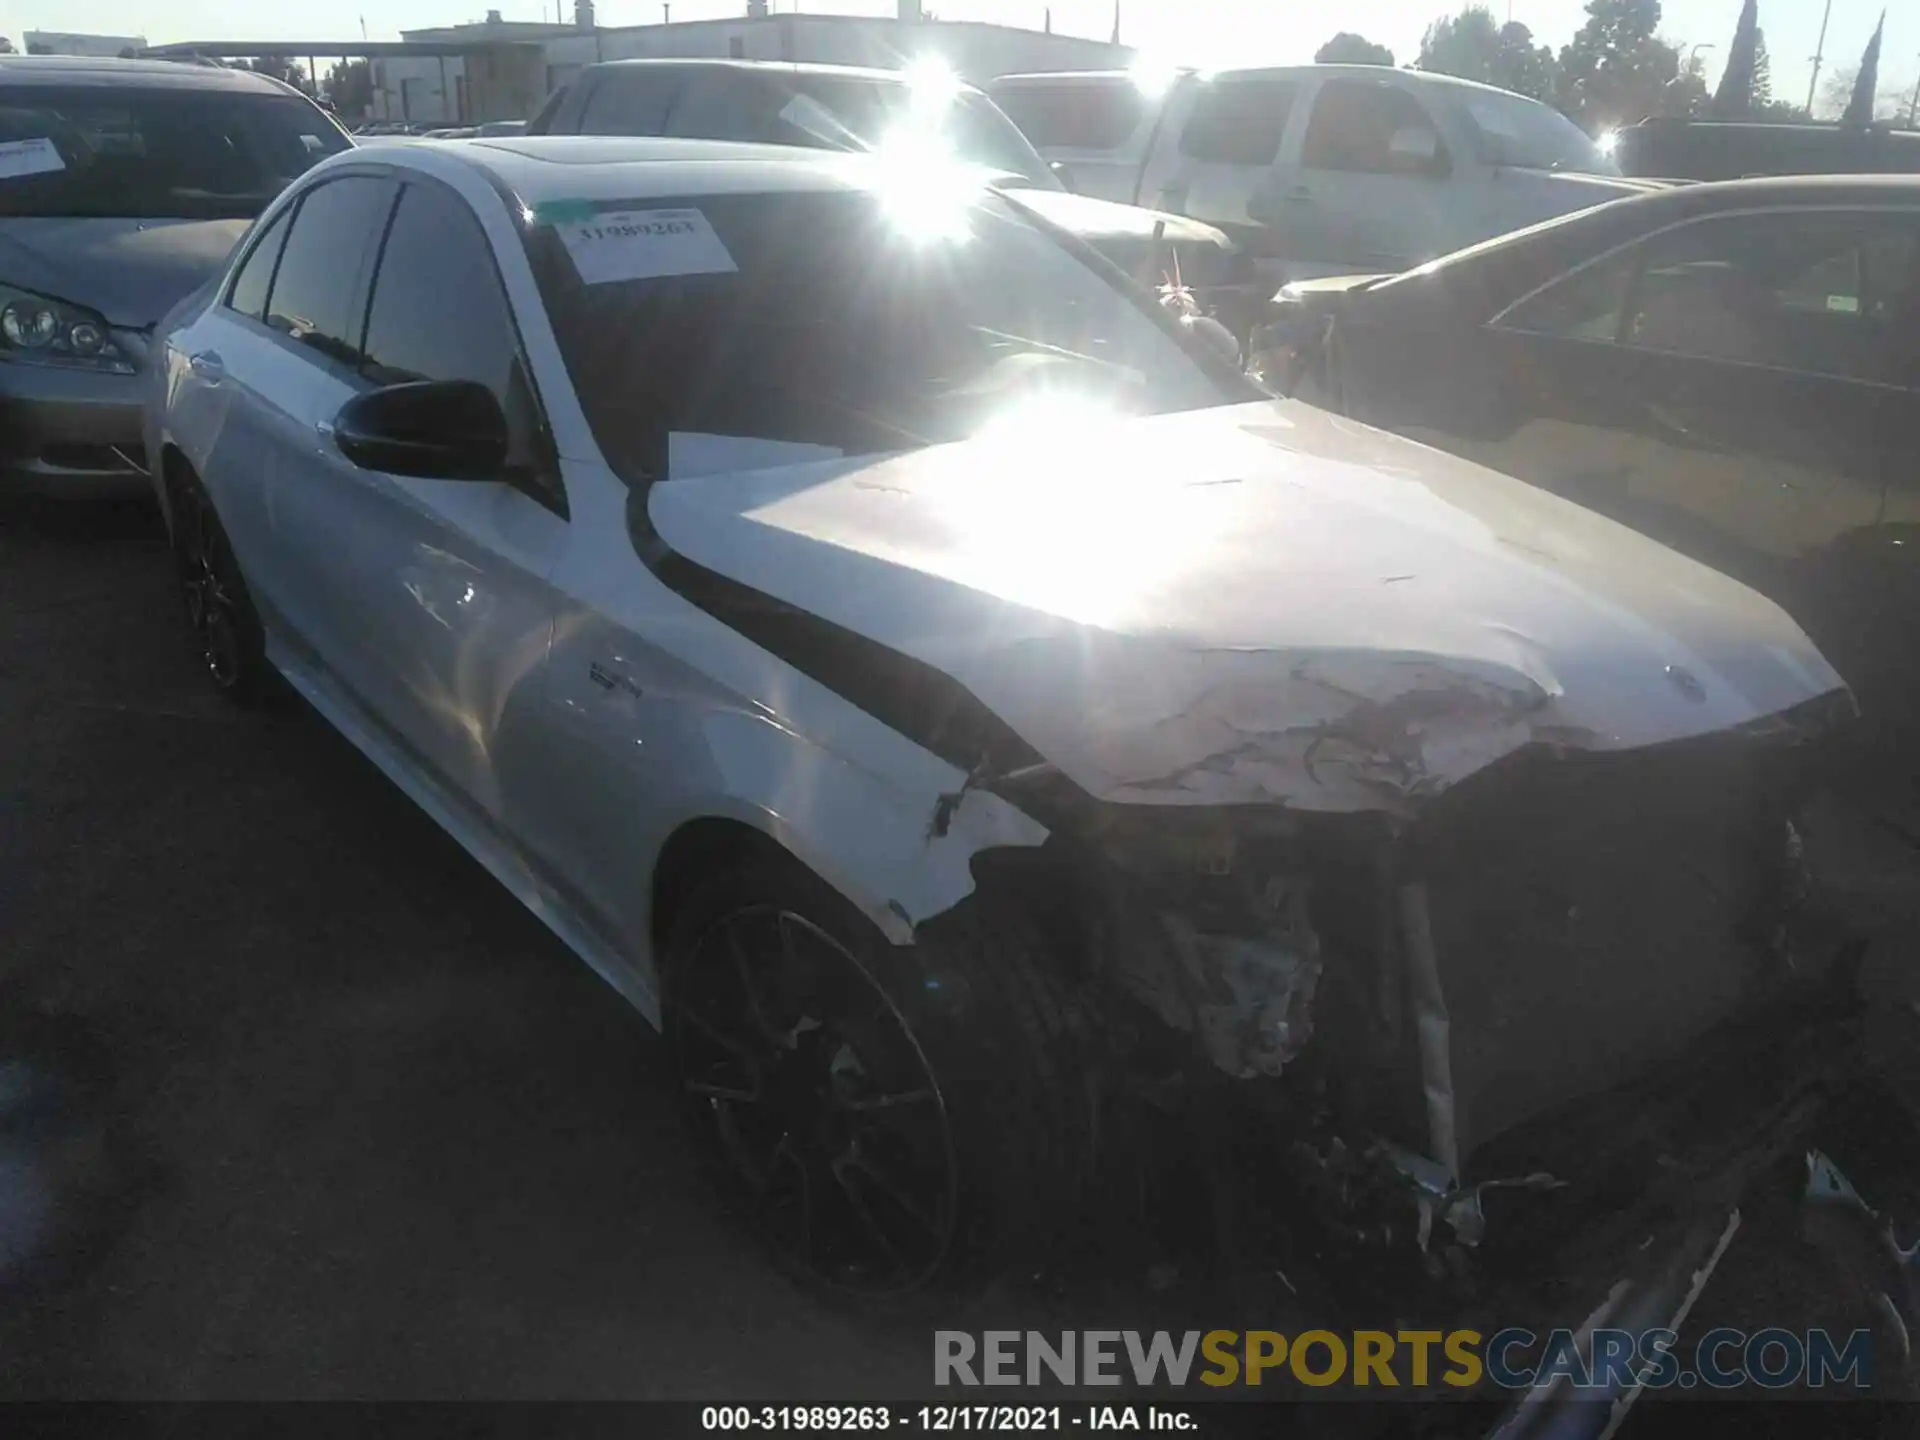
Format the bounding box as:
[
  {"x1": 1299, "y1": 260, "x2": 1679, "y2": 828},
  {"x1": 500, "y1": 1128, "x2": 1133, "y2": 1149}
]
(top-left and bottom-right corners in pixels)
[
  {"x1": 527, "y1": 189, "x2": 1241, "y2": 482},
  {"x1": 263, "y1": 175, "x2": 393, "y2": 367},
  {"x1": 227, "y1": 206, "x2": 292, "y2": 321},
  {"x1": 1451, "y1": 90, "x2": 1616, "y2": 176},
  {"x1": 1498, "y1": 246, "x2": 1637, "y2": 341},
  {"x1": 360, "y1": 179, "x2": 551, "y2": 486},
  {"x1": 1623, "y1": 209, "x2": 1919, "y2": 384},
  {"x1": 1301, "y1": 80, "x2": 1446, "y2": 176},
  {"x1": 1178, "y1": 78, "x2": 1296, "y2": 166},
  {"x1": 0, "y1": 86, "x2": 349, "y2": 220}
]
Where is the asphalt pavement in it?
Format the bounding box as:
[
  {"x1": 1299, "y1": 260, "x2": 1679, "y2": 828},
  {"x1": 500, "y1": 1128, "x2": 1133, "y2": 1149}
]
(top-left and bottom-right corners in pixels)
[{"x1": 0, "y1": 495, "x2": 935, "y2": 1399}]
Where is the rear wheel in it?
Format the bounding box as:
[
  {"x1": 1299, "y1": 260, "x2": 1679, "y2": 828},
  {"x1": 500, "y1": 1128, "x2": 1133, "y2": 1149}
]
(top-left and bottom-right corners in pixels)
[
  {"x1": 167, "y1": 471, "x2": 268, "y2": 704},
  {"x1": 662, "y1": 857, "x2": 1090, "y2": 1297}
]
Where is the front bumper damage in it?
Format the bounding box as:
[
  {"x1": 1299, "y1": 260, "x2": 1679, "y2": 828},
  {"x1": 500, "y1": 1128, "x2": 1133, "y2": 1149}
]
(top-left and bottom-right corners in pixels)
[{"x1": 942, "y1": 685, "x2": 1905, "y2": 1398}]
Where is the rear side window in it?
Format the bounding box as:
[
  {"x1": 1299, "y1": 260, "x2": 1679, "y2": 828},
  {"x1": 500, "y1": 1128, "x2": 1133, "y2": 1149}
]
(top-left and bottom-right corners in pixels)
[
  {"x1": 1178, "y1": 78, "x2": 1295, "y2": 165},
  {"x1": 264, "y1": 175, "x2": 392, "y2": 367},
  {"x1": 577, "y1": 71, "x2": 680, "y2": 135},
  {"x1": 1501, "y1": 207, "x2": 1920, "y2": 387},
  {"x1": 227, "y1": 206, "x2": 291, "y2": 321},
  {"x1": 1624, "y1": 209, "x2": 1920, "y2": 384},
  {"x1": 993, "y1": 79, "x2": 1146, "y2": 151},
  {"x1": 1302, "y1": 80, "x2": 1446, "y2": 175}
]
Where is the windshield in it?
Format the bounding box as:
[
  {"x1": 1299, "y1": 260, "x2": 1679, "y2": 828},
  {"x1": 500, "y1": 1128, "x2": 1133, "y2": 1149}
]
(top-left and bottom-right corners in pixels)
[
  {"x1": 0, "y1": 87, "x2": 349, "y2": 219},
  {"x1": 774, "y1": 77, "x2": 1061, "y2": 189},
  {"x1": 1451, "y1": 90, "x2": 1619, "y2": 176},
  {"x1": 528, "y1": 187, "x2": 1235, "y2": 483}
]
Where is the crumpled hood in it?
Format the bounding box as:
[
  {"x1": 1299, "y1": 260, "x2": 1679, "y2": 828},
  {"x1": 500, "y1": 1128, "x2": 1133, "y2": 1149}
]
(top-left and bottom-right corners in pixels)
[
  {"x1": 648, "y1": 401, "x2": 1847, "y2": 812},
  {"x1": 0, "y1": 217, "x2": 249, "y2": 329}
]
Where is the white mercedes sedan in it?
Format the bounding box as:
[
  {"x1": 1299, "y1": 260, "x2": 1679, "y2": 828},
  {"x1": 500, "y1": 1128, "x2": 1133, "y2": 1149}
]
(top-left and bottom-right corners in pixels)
[{"x1": 145, "y1": 137, "x2": 1860, "y2": 1305}]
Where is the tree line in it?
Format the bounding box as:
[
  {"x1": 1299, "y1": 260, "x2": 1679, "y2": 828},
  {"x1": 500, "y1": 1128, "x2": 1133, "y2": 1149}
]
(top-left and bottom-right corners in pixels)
[{"x1": 1317, "y1": 0, "x2": 1912, "y2": 134}]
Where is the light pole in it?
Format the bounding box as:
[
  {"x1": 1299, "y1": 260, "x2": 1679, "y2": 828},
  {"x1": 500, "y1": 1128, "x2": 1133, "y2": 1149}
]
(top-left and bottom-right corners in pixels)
[
  {"x1": 1908, "y1": 63, "x2": 1919, "y2": 127},
  {"x1": 1806, "y1": 0, "x2": 1833, "y2": 114}
]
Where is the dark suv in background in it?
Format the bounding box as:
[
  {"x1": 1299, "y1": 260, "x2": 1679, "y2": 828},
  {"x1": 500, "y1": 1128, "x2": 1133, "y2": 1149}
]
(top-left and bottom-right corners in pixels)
[
  {"x1": 0, "y1": 56, "x2": 349, "y2": 496},
  {"x1": 1615, "y1": 116, "x2": 1920, "y2": 181}
]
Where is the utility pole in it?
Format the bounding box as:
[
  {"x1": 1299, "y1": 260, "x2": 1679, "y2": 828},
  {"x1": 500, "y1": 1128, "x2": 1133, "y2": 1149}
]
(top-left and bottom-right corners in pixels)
[
  {"x1": 1805, "y1": 0, "x2": 1833, "y2": 114},
  {"x1": 1909, "y1": 64, "x2": 1919, "y2": 126},
  {"x1": 662, "y1": 2, "x2": 670, "y2": 19}
]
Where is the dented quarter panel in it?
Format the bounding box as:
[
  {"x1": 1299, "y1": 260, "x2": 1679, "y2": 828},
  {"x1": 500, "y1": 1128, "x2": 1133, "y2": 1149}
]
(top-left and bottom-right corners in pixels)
[{"x1": 648, "y1": 399, "x2": 1847, "y2": 813}]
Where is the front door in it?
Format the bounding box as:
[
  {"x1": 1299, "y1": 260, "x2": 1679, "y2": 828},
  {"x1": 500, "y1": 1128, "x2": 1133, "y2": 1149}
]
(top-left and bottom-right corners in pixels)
[
  {"x1": 287, "y1": 174, "x2": 568, "y2": 820},
  {"x1": 1261, "y1": 76, "x2": 1455, "y2": 276}
]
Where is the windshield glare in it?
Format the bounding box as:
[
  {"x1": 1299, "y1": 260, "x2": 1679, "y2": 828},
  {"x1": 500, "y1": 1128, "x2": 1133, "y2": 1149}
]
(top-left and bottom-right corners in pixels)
[
  {"x1": 0, "y1": 87, "x2": 349, "y2": 219},
  {"x1": 530, "y1": 189, "x2": 1231, "y2": 483},
  {"x1": 1453, "y1": 91, "x2": 1618, "y2": 176},
  {"x1": 776, "y1": 78, "x2": 1060, "y2": 189}
]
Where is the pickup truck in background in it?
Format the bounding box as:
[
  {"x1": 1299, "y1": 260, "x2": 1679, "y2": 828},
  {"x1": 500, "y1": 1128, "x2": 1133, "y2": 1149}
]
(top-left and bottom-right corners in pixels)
[{"x1": 988, "y1": 65, "x2": 1666, "y2": 284}]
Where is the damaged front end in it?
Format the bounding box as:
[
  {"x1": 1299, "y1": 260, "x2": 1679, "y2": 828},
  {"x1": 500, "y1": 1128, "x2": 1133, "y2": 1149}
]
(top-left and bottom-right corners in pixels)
[{"x1": 951, "y1": 684, "x2": 1870, "y2": 1323}]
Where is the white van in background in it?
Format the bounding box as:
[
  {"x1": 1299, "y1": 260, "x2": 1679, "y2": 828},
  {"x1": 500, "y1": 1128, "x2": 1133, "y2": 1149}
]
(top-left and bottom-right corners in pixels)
[{"x1": 990, "y1": 65, "x2": 1665, "y2": 282}]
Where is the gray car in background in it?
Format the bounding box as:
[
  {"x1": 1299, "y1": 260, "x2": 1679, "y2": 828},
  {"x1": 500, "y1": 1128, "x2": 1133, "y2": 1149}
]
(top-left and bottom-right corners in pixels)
[{"x1": 0, "y1": 56, "x2": 350, "y2": 496}]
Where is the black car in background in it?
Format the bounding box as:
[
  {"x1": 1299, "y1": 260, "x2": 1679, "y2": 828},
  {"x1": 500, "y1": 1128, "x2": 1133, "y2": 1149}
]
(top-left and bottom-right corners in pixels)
[
  {"x1": 1614, "y1": 116, "x2": 1920, "y2": 181},
  {"x1": 1259, "y1": 175, "x2": 1920, "y2": 825}
]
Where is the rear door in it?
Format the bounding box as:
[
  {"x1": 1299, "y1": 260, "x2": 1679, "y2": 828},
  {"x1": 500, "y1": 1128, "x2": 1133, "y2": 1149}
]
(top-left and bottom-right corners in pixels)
[
  {"x1": 174, "y1": 201, "x2": 294, "y2": 568},
  {"x1": 291, "y1": 174, "x2": 568, "y2": 817},
  {"x1": 1262, "y1": 75, "x2": 1457, "y2": 275},
  {"x1": 189, "y1": 171, "x2": 392, "y2": 656}
]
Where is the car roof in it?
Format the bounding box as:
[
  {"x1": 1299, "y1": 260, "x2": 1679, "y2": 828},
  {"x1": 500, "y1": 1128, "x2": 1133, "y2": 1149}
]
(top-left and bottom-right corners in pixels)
[
  {"x1": 1392, "y1": 171, "x2": 1920, "y2": 284},
  {"x1": 376, "y1": 134, "x2": 897, "y2": 207},
  {"x1": 0, "y1": 54, "x2": 295, "y2": 93},
  {"x1": 581, "y1": 57, "x2": 984, "y2": 93}
]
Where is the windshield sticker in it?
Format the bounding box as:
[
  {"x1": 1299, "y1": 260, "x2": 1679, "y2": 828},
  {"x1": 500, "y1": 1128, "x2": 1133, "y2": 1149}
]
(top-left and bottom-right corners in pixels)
[
  {"x1": 531, "y1": 198, "x2": 597, "y2": 226},
  {"x1": 299, "y1": 134, "x2": 327, "y2": 153},
  {"x1": 0, "y1": 137, "x2": 66, "y2": 181},
  {"x1": 555, "y1": 207, "x2": 738, "y2": 284}
]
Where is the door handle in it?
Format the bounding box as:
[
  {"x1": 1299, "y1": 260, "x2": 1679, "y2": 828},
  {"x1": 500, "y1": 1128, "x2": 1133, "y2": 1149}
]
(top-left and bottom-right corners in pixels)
[
  {"x1": 188, "y1": 350, "x2": 224, "y2": 380},
  {"x1": 1282, "y1": 186, "x2": 1314, "y2": 204}
]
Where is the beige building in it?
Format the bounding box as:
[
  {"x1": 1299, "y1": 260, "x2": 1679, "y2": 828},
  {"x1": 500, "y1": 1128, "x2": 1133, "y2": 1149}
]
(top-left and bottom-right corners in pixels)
[{"x1": 370, "y1": 6, "x2": 1127, "y2": 126}]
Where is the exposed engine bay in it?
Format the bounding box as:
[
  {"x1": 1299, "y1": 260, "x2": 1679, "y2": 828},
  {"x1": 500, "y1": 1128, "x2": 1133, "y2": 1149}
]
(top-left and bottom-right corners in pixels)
[{"x1": 931, "y1": 685, "x2": 1910, "y2": 1381}]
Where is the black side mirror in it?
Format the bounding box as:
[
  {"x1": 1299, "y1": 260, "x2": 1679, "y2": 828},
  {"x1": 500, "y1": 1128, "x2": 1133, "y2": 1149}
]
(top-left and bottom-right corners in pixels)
[
  {"x1": 333, "y1": 380, "x2": 509, "y2": 480},
  {"x1": 1050, "y1": 159, "x2": 1076, "y2": 192}
]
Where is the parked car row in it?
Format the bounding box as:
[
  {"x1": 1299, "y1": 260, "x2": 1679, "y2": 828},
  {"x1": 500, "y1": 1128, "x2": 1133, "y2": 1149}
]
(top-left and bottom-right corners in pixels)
[{"x1": 3, "y1": 52, "x2": 1915, "y2": 1397}]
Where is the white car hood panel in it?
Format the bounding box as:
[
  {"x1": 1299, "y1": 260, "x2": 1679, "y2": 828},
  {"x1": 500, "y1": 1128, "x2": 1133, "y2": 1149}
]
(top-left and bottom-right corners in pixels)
[{"x1": 648, "y1": 401, "x2": 1847, "y2": 812}]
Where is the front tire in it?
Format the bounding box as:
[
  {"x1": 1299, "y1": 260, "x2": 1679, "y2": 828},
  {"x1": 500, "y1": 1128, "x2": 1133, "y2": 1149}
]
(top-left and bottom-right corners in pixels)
[
  {"x1": 167, "y1": 470, "x2": 269, "y2": 705},
  {"x1": 661, "y1": 856, "x2": 1091, "y2": 1298}
]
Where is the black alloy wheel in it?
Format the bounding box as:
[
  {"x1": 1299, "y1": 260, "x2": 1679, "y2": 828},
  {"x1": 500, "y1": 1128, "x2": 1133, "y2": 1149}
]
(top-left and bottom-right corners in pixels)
[
  {"x1": 668, "y1": 902, "x2": 960, "y2": 1295},
  {"x1": 168, "y1": 477, "x2": 264, "y2": 701}
]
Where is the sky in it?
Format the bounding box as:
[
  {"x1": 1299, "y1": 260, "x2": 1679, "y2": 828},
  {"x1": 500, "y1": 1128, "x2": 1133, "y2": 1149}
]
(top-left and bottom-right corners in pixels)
[{"x1": 6, "y1": 0, "x2": 1911, "y2": 118}]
